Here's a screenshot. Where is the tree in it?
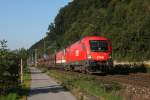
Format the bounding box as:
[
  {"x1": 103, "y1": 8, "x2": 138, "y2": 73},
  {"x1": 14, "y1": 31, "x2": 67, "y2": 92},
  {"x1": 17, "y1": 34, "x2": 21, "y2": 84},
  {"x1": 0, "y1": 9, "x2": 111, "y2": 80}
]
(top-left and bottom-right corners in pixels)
[
  {"x1": 30, "y1": 0, "x2": 150, "y2": 61},
  {"x1": 0, "y1": 40, "x2": 20, "y2": 94}
]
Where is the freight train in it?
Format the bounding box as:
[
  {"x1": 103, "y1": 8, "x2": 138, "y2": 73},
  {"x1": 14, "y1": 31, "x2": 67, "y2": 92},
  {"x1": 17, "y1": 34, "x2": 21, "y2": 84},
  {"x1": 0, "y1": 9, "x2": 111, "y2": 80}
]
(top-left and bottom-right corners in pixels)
[{"x1": 37, "y1": 36, "x2": 113, "y2": 73}]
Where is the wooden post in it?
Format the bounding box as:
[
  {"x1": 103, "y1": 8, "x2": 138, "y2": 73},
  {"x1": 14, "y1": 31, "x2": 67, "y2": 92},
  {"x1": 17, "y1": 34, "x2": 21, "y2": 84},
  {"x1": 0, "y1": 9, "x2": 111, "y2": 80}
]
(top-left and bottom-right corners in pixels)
[{"x1": 21, "y1": 58, "x2": 23, "y2": 83}]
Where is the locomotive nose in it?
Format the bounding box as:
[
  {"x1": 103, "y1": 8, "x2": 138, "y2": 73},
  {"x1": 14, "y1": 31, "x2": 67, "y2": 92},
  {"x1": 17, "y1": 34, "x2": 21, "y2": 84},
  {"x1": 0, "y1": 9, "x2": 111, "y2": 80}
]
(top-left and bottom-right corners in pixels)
[
  {"x1": 90, "y1": 52, "x2": 110, "y2": 61},
  {"x1": 96, "y1": 55, "x2": 105, "y2": 60}
]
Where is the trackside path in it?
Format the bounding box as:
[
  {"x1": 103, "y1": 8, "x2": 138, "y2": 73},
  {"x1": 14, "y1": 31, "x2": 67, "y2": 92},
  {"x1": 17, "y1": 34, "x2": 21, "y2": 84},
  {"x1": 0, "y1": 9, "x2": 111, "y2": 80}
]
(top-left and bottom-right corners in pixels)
[{"x1": 28, "y1": 67, "x2": 77, "y2": 100}]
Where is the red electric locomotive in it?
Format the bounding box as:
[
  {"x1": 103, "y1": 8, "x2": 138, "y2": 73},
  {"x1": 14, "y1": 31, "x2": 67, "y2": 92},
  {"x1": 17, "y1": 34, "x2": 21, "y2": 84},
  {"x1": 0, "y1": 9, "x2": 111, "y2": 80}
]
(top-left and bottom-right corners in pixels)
[{"x1": 55, "y1": 36, "x2": 113, "y2": 73}]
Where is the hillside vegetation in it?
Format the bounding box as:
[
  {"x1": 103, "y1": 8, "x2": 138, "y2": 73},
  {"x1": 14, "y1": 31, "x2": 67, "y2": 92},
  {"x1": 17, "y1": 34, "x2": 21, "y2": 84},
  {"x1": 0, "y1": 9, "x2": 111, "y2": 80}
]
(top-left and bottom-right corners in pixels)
[{"x1": 30, "y1": 0, "x2": 150, "y2": 61}]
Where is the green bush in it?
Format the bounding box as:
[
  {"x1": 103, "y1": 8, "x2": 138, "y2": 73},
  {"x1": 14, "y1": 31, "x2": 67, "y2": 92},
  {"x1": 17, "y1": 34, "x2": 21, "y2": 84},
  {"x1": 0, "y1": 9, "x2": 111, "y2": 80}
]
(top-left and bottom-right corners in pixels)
[{"x1": 0, "y1": 40, "x2": 20, "y2": 95}]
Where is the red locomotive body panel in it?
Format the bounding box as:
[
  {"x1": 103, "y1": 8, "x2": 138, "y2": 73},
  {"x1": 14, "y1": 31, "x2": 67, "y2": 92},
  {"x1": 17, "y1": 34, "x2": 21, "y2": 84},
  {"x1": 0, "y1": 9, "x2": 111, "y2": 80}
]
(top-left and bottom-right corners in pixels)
[
  {"x1": 65, "y1": 36, "x2": 112, "y2": 63},
  {"x1": 65, "y1": 41, "x2": 86, "y2": 63}
]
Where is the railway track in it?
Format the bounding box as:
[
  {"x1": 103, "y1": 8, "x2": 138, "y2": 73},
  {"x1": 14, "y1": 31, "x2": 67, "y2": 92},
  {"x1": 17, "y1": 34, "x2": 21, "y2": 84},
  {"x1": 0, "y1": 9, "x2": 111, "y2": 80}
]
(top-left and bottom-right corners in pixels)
[
  {"x1": 95, "y1": 73, "x2": 150, "y2": 88},
  {"x1": 48, "y1": 66, "x2": 150, "y2": 88}
]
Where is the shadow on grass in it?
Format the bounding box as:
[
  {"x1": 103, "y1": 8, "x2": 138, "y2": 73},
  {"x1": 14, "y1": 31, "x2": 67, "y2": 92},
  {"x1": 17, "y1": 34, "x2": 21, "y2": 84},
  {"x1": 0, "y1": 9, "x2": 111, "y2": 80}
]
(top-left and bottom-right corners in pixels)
[
  {"x1": 19, "y1": 86, "x2": 30, "y2": 97},
  {"x1": 0, "y1": 85, "x2": 29, "y2": 100}
]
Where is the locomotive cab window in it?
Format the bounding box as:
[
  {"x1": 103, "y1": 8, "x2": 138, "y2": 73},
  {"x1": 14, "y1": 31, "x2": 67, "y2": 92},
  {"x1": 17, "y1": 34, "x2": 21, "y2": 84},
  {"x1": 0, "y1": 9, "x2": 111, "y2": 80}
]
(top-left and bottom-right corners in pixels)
[{"x1": 90, "y1": 40, "x2": 108, "y2": 52}]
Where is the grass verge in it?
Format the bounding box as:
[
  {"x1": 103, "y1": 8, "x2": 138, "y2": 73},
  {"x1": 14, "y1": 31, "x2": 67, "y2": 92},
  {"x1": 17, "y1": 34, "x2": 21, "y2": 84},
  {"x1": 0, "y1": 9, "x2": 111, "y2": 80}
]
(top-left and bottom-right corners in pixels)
[
  {"x1": 0, "y1": 93, "x2": 17, "y2": 100},
  {"x1": 47, "y1": 70, "x2": 123, "y2": 100},
  {"x1": 19, "y1": 67, "x2": 31, "y2": 100},
  {"x1": 146, "y1": 67, "x2": 150, "y2": 73}
]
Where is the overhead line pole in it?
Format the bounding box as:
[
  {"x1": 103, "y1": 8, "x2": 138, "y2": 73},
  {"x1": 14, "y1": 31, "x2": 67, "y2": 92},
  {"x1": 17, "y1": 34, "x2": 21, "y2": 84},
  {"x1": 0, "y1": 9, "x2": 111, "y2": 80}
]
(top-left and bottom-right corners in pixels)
[
  {"x1": 35, "y1": 49, "x2": 37, "y2": 67},
  {"x1": 20, "y1": 58, "x2": 23, "y2": 83},
  {"x1": 44, "y1": 38, "x2": 46, "y2": 54}
]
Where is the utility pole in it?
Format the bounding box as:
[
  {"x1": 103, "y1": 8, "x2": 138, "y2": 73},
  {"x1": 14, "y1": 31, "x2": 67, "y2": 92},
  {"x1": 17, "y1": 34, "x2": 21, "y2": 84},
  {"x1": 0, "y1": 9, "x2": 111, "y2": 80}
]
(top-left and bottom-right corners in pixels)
[
  {"x1": 27, "y1": 58, "x2": 30, "y2": 67},
  {"x1": 35, "y1": 49, "x2": 37, "y2": 67},
  {"x1": 20, "y1": 58, "x2": 23, "y2": 83},
  {"x1": 32, "y1": 53, "x2": 34, "y2": 65},
  {"x1": 44, "y1": 38, "x2": 46, "y2": 53},
  {"x1": 43, "y1": 39, "x2": 51, "y2": 55}
]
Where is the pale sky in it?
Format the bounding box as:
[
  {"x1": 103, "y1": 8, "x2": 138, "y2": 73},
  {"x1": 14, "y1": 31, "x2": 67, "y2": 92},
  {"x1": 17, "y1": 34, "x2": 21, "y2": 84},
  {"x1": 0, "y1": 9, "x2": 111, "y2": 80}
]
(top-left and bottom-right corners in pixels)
[{"x1": 0, "y1": 0, "x2": 70, "y2": 50}]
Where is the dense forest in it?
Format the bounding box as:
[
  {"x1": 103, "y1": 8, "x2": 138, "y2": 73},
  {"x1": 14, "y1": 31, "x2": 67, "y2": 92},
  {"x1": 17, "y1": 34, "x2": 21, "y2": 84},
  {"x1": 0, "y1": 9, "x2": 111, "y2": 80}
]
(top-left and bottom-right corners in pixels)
[{"x1": 30, "y1": 0, "x2": 150, "y2": 61}]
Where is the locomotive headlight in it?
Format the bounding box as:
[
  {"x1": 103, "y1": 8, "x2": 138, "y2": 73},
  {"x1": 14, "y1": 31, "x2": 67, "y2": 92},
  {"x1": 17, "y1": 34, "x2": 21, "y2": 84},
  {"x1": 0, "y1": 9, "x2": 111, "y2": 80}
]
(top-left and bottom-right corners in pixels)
[
  {"x1": 109, "y1": 53, "x2": 112, "y2": 59},
  {"x1": 88, "y1": 54, "x2": 92, "y2": 59}
]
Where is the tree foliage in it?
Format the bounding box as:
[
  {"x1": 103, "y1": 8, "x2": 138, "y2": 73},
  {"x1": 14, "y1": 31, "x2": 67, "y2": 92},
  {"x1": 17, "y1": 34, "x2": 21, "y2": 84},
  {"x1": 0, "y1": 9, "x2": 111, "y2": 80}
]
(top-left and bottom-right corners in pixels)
[
  {"x1": 30, "y1": 0, "x2": 150, "y2": 61},
  {"x1": 0, "y1": 40, "x2": 28, "y2": 95}
]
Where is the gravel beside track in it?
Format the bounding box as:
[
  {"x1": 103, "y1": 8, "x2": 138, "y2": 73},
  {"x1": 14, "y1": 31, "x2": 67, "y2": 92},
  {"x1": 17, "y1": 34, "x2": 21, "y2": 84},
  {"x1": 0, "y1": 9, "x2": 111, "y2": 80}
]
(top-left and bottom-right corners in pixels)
[{"x1": 95, "y1": 73, "x2": 150, "y2": 88}]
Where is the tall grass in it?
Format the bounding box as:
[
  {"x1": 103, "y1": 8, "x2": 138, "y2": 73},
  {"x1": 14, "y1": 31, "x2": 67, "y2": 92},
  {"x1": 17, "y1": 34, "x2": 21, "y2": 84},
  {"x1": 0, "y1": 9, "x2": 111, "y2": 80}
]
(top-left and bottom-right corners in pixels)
[
  {"x1": 19, "y1": 67, "x2": 31, "y2": 100},
  {"x1": 0, "y1": 93, "x2": 17, "y2": 100},
  {"x1": 146, "y1": 67, "x2": 150, "y2": 73}
]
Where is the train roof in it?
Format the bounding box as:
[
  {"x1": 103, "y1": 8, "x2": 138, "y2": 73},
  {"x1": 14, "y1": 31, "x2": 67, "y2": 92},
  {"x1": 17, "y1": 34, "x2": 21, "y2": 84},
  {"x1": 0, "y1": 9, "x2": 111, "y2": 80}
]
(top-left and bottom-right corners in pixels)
[
  {"x1": 56, "y1": 36, "x2": 110, "y2": 52},
  {"x1": 82, "y1": 36, "x2": 109, "y2": 41}
]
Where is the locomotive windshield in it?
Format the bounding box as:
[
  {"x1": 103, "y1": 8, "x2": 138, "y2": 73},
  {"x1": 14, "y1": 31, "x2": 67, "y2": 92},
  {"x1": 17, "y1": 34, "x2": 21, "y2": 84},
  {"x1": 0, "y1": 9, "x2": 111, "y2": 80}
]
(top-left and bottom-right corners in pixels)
[{"x1": 90, "y1": 40, "x2": 108, "y2": 52}]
